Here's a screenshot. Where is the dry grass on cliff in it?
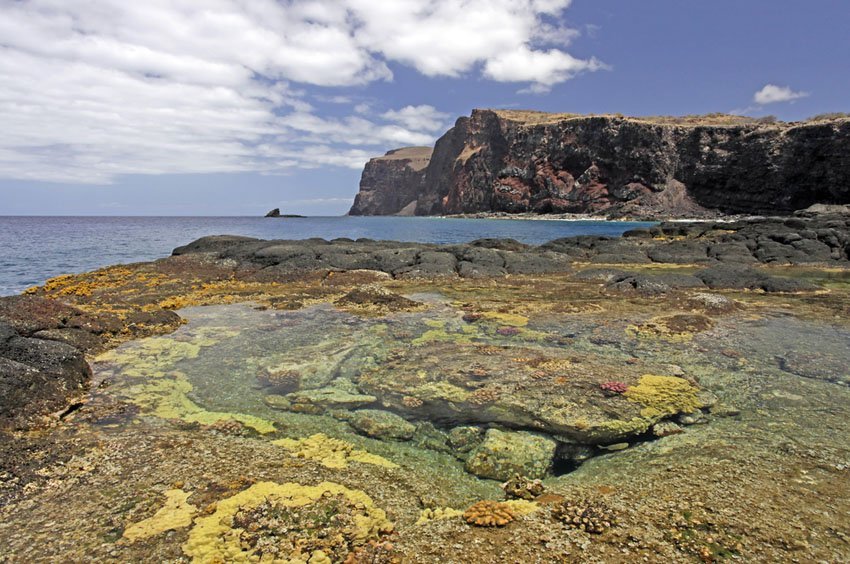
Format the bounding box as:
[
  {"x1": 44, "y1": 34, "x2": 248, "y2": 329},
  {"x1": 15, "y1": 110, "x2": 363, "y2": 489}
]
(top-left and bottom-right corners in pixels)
[
  {"x1": 375, "y1": 146, "x2": 432, "y2": 170},
  {"x1": 492, "y1": 109, "x2": 779, "y2": 127}
]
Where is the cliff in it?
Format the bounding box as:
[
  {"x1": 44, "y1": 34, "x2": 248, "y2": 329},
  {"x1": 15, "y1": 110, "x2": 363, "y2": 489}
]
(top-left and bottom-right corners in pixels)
[
  {"x1": 348, "y1": 146, "x2": 432, "y2": 215},
  {"x1": 350, "y1": 109, "x2": 850, "y2": 218}
]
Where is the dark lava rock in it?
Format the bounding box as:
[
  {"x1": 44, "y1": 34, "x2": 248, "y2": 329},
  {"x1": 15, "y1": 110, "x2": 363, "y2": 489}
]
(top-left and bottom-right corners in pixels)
[
  {"x1": 0, "y1": 295, "x2": 110, "y2": 338},
  {"x1": 0, "y1": 321, "x2": 91, "y2": 427},
  {"x1": 172, "y1": 235, "x2": 262, "y2": 256},
  {"x1": 469, "y1": 238, "x2": 529, "y2": 252},
  {"x1": 334, "y1": 285, "x2": 421, "y2": 312},
  {"x1": 695, "y1": 266, "x2": 819, "y2": 292},
  {"x1": 605, "y1": 272, "x2": 705, "y2": 295},
  {"x1": 604, "y1": 274, "x2": 671, "y2": 295},
  {"x1": 171, "y1": 216, "x2": 850, "y2": 286},
  {"x1": 646, "y1": 241, "x2": 711, "y2": 264},
  {"x1": 574, "y1": 268, "x2": 630, "y2": 282},
  {"x1": 31, "y1": 328, "x2": 103, "y2": 350},
  {"x1": 502, "y1": 251, "x2": 573, "y2": 274}
]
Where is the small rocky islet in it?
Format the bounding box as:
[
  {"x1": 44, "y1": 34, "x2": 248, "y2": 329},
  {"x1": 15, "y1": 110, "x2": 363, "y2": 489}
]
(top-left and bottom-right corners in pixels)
[{"x1": 1, "y1": 212, "x2": 850, "y2": 562}]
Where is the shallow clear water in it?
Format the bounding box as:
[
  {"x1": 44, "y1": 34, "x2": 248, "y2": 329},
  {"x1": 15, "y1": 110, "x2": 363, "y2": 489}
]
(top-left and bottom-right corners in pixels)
[
  {"x1": 0, "y1": 216, "x2": 653, "y2": 295},
  {"x1": 91, "y1": 299, "x2": 850, "y2": 485}
]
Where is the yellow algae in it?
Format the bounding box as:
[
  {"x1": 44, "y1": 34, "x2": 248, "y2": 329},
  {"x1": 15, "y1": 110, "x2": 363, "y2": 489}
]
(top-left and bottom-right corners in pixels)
[
  {"x1": 127, "y1": 371, "x2": 276, "y2": 434},
  {"x1": 151, "y1": 279, "x2": 293, "y2": 311},
  {"x1": 416, "y1": 507, "x2": 464, "y2": 524},
  {"x1": 182, "y1": 481, "x2": 393, "y2": 563},
  {"x1": 413, "y1": 381, "x2": 470, "y2": 403},
  {"x1": 594, "y1": 417, "x2": 652, "y2": 438},
  {"x1": 40, "y1": 266, "x2": 155, "y2": 298},
  {"x1": 272, "y1": 433, "x2": 398, "y2": 469},
  {"x1": 502, "y1": 499, "x2": 540, "y2": 517},
  {"x1": 481, "y1": 312, "x2": 529, "y2": 326},
  {"x1": 624, "y1": 374, "x2": 702, "y2": 419},
  {"x1": 123, "y1": 489, "x2": 197, "y2": 542}
]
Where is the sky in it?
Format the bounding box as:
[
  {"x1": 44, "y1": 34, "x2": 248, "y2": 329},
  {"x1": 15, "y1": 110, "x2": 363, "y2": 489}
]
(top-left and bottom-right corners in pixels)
[{"x1": 1, "y1": 0, "x2": 848, "y2": 216}]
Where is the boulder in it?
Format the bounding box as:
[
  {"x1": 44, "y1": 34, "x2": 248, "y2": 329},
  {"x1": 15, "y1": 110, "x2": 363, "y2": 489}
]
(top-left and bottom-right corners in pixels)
[
  {"x1": 286, "y1": 387, "x2": 377, "y2": 414},
  {"x1": 348, "y1": 409, "x2": 416, "y2": 441},
  {"x1": 464, "y1": 429, "x2": 557, "y2": 481},
  {"x1": 0, "y1": 322, "x2": 91, "y2": 426}
]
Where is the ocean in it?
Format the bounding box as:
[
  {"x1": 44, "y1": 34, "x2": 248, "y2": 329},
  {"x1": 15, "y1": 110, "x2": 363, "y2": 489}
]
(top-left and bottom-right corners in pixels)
[{"x1": 0, "y1": 215, "x2": 653, "y2": 296}]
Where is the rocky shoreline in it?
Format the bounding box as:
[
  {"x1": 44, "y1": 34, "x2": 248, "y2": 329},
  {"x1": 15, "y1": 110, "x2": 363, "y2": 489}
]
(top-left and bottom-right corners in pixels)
[
  {"x1": 2, "y1": 213, "x2": 849, "y2": 562},
  {"x1": 2, "y1": 211, "x2": 848, "y2": 432}
]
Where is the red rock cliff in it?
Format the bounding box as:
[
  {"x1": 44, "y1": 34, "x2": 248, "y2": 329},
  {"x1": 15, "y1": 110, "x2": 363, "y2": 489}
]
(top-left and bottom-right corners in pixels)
[{"x1": 350, "y1": 109, "x2": 850, "y2": 218}]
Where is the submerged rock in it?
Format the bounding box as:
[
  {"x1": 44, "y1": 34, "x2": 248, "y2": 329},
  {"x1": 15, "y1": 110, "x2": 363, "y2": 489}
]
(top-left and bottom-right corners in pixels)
[
  {"x1": 285, "y1": 386, "x2": 377, "y2": 414},
  {"x1": 465, "y1": 429, "x2": 557, "y2": 481},
  {"x1": 348, "y1": 409, "x2": 416, "y2": 441},
  {"x1": 501, "y1": 473, "x2": 546, "y2": 501},
  {"x1": 447, "y1": 425, "x2": 485, "y2": 456},
  {"x1": 262, "y1": 394, "x2": 292, "y2": 411},
  {"x1": 411, "y1": 422, "x2": 451, "y2": 453}
]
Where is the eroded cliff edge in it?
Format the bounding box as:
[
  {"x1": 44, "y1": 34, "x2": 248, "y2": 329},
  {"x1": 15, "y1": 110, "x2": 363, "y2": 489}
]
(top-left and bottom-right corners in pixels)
[{"x1": 349, "y1": 110, "x2": 850, "y2": 218}]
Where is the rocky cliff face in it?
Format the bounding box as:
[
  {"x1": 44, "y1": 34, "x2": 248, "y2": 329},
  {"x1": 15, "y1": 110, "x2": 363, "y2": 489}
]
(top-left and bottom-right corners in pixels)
[
  {"x1": 351, "y1": 110, "x2": 850, "y2": 218},
  {"x1": 348, "y1": 147, "x2": 432, "y2": 215}
]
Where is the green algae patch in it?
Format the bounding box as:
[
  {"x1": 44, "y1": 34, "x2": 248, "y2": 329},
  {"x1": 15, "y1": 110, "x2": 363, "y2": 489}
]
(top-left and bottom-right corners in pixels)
[
  {"x1": 625, "y1": 375, "x2": 702, "y2": 419},
  {"x1": 123, "y1": 489, "x2": 197, "y2": 543},
  {"x1": 182, "y1": 481, "x2": 394, "y2": 563},
  {"x1": 97, "y1": 329, "x2": 276, "y2": 434},
  {"x1": 128, "y1": 371, "x2": 276, "y2": 434},
  {"x1": 412, "y1": 319, "x2": 478, "y2": 346},
  {"x1": 272, "y1": 433, "x2": 398, "y2": 469},
  {"x1": 97, "y1": 336, "x2": 202, "y2": 367}
]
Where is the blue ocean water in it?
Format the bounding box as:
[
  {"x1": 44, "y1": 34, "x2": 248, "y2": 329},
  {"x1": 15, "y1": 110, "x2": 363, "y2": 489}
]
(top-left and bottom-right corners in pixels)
[{"x1": 0, "y1": 216, "x2": 653, "y2": 296}]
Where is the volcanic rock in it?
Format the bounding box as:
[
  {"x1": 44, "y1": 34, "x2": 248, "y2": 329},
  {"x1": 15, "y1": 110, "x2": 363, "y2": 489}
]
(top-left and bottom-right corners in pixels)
[
  {"x1": 348, "y1": 147, "x2": 433, "y2": 215},
  {"x1": 350, "y1": 109, "x2": 850, "y2": 218}
]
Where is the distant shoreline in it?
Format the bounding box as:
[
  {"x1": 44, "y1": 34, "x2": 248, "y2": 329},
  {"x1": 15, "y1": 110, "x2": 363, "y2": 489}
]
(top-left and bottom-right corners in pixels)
[{"x1": 431, "y1": 211, "x2": 758, "y2": 223}]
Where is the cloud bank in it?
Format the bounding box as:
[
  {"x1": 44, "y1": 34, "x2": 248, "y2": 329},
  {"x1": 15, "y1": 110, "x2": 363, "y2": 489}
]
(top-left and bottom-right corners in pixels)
[{"x1": 0, "y1": 0, "x2": 600, "y2": 184}]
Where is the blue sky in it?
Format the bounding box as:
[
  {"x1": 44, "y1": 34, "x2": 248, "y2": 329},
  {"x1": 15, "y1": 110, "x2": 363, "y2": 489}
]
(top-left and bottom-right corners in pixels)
[{"x1": 1, "y1": 0, "x2": 847, "y2": 216}]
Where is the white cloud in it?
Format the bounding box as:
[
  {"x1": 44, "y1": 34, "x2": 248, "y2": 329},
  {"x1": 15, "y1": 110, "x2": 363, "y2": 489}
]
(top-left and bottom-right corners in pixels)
[
  {"x1": 485, "y1": 47, "x2": 607, "y2": 93},
  {"x1": 0, "y1": 0, "x2": 599, "y2": 184},
  {"x1": 381, "y1": 105, "x2": 450, "y2": 133},
  {"x1": 346, "y1": 0, "x2": 594, "y2": 88},
  {"x1": 753, "y1": 84, "x2": 809, "y2": 105}
]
